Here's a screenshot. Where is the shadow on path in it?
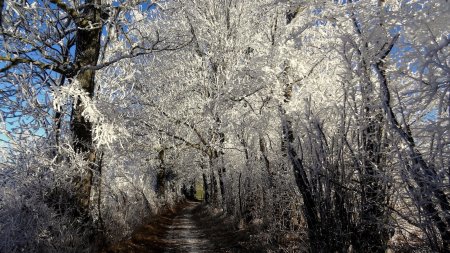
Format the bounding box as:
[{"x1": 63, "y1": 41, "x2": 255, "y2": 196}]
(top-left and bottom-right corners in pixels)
[{"x1": 102, "y1": 201, "x2": 260, "y2": 253}]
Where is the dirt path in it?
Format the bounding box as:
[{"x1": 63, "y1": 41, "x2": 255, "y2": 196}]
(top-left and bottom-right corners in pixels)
[
  {"x1": 103, "y1": 201, "x2": 258, "y2": 253},
  {"x1": 163, "y1": 202, "x2": 214, "y2": 252}
]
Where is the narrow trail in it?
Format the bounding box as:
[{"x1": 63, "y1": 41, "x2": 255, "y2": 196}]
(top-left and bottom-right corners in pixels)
[
  {"x1": 163, "y1": 202, "x2": 215, "y2": 252},
  {"x1": 103, "y1": 201, "x2": 258, "y2": 253}
]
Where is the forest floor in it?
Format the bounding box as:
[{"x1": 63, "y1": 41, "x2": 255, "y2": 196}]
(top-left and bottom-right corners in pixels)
[{"x1": 101, "y1": 201, "x2": 265, "y2": 253}]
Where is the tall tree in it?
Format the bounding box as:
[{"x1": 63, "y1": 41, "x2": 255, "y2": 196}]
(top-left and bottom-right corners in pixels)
[{"x1": 0, "y1": 0, "x2": 180, "y2": 217}]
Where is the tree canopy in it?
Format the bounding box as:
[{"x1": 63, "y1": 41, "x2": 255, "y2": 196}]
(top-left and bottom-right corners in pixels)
[{"x1": 1, "y1": 0, "x2": 449, "y2": 252}]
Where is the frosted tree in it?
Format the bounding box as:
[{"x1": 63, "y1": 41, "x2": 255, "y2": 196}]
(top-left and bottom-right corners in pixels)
[
  {"x1": 1, "y1": 0, "x2": 448, "y2": 252},
  {"x1": 373, "y1": 0, "x2": 450, "y2": 250},
  {"x1": 0, "y1": 0, "x2": 185, "y2": 214},
  {"x1": 0, "y1": 0, "x2": 188, "y2": 251}
]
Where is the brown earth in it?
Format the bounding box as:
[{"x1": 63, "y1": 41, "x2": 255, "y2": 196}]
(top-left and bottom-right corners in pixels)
[{"x1": 101, "y1": 201, "x2": 265, "y2": 253}]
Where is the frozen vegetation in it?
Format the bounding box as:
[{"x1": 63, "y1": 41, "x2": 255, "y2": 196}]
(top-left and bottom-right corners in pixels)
[{"x1": 0, "y1": 0, "x2": 449, "y2": 252}]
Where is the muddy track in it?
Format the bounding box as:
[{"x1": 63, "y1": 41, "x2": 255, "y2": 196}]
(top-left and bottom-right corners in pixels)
[{"x1": 103, "y1": 201, "x2": 260, "y2": 253}]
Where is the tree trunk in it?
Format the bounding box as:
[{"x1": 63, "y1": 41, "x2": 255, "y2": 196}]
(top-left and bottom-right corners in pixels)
[
  {"x1": 278, "y1": 62, "x2": 321, "y2": 250},
  {"x1": 259, "y1": 136, "x2": 273, "y2": 188},
  {"x1": 376, "y1": 61, "x2": 450, "y2": 251},
  {"x1": 213, "y1": 150, "x2": 226, "y2": 210},
  {"x1": 356, "y1": 108, "x2": 389, "y2": 253},
  {"x1": 208, "y1": 155, "x2": 220, "y2": 206},
  {"x1": 71, "y1": 0, "x2": 102, "y2": 214},
  {"x1": 156, "y1": 149, "x2": 166, "y2": 198},
  {"x1": 280, "y1": 107, "x2": 321, "y2": 252},
  {"x1": 238, "y1": 172, "x2": 243, "y2": 217},
  {"x1": 202, "y1": 173, "x2": 210, "y2": 203}
]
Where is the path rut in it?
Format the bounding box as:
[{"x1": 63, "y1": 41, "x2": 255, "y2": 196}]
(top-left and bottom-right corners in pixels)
[
  {"x1": 163, "y1": 202, "x2": 214, "y2": 252},
  {"x1": 103, "y1": 201, "x2": 255, "y2": 253}
]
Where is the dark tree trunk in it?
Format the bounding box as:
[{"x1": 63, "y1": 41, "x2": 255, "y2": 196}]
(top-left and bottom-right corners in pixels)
[
  {"x1": 208, "y1": 156, "x2": 220, "y2": 206},
  {"x1": 279, "y1": 103, "x2": 323, "y2": 251},
  {"x1": 278, "y1": 62, "x2": 321, "y2": 250},
  {"x1": 71, "y1": 0, "x2": 102, "y2": 214},
  {"x1": 238, "y1": 172, "x2": 243, "y2": 217},
  {"x1": 356, "y1": 109, "x2": 389, "y2": 253},
  {"x1": 156, "y1": 149, "x2": 166, "y2": 198},
  {"x1": 376, "y1": 61, "x2": 450, "y2": 251},
  {"x1": 259, "y1": 136, "x2": 274, "y2": 221},
  {"x1": 259, "y1": 136, "x2": 274, "y2": 189},
  {"x1": 213, "y1": 150, "x2": 226, "y2": 209},
  {"x1": 202, "y1": 173, "x2": 210, "y2": 203}
]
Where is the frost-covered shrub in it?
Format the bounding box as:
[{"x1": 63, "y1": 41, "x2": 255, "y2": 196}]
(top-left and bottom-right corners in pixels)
[{"x1": 0, "y1": 139, "x2": 94, "y2": 253}]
